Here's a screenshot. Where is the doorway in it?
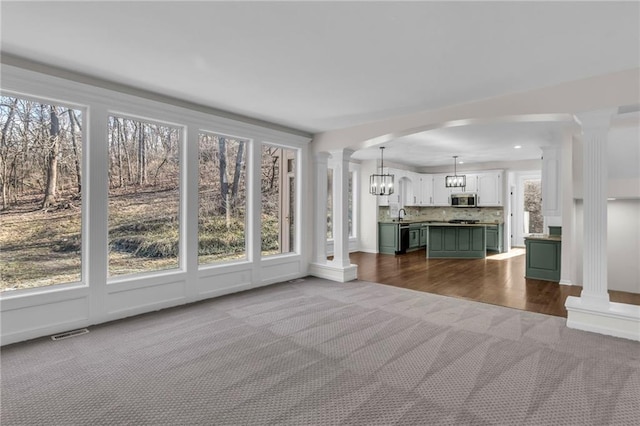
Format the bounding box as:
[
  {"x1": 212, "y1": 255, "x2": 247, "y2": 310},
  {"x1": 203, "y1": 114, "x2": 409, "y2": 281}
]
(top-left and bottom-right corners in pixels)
[{"x1": 512, "y1": 171, "x2": 542, "y2": 247}]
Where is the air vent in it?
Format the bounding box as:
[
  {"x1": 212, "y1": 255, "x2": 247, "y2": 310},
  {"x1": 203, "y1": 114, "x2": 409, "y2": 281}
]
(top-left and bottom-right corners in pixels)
[{"x1": 51, "y1": 328, "x2": 89, "y2": 341}]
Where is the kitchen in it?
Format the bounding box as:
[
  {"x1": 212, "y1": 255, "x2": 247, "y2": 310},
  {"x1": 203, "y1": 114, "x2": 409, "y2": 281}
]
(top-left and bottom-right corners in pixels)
[
  {"x1": 377, "y1": 169, "x2": 506, "y2": 255},
  {"x1": 349, "y1": 121, "x2": 565, "y2": 279}
]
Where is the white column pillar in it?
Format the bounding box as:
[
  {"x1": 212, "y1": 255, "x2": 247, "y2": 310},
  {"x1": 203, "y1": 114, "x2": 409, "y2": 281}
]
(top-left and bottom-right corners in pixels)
[
  {"x1": 580, "y1": 125, "x2": 610, "y2": 306},
  {"x1": 566, "y1": 110, "x2": 640, "y2": 341},
  {"x1": 308, "y1": 149, "x2": 357, "y2": 282},
  {"x1": 330, "y1": 149, "x2": 354, "y2": 268},
  {"x1": 559, "y1": 132, "x2": 575, "y2": 285},
  {"x1": 313, "y1": 152, "x2": 329, "y2": 264}
]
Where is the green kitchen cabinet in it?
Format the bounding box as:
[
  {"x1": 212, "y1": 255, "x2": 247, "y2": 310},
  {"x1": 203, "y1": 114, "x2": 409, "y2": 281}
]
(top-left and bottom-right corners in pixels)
[
  {"x1": 524, "y1": 237, "x2": 561, "y2": 281},
  {"x1": 378, "y1": 223, "x2": 399, "y2": 254},
  {"x1": 485, "y1": 224, "x2": 504, "y2": 252},
  {"x1": 419, "y1": 227, "x2": 428, "y2": 247},
  {"x1": 409, "y1": 228, "x2": 421, "y2": 249},
  {"x1": 428, "y1": 226, "x2": 486, "y2": 258}
]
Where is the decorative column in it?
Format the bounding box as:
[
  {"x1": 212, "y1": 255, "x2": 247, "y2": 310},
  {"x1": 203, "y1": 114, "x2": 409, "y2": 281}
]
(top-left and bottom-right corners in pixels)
[
  {"x1": 308, "y1": 149, "x2": 357, "y2": 282},
  {"x1": 565, "y1": 110, "x2": 640, "y2": 341},
  {"x1": 313, "y1": 152, "x2": 329, "y2": 264},
  {"x1": 579, "y1": 124, "x2": 610, "y2": 306}
]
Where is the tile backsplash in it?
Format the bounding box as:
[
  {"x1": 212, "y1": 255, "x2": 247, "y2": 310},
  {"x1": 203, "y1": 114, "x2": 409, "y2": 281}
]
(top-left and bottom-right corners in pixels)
[{"x1": 379, "y1": 206, "x2": 504, "y2": 223}]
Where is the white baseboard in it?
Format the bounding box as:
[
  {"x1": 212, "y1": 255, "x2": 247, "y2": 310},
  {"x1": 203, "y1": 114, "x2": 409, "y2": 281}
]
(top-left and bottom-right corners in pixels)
[{"x1": 308, "y1": 262, "x2": 358, "y2": 283}]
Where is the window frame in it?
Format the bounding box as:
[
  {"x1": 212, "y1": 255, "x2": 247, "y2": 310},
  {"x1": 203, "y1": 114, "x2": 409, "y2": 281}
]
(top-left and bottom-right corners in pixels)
[
  {"x1": 0, "y1": 90, "x2": 89, "y2": 294},
  {"x1": 197, "y1": 129, "x2": 251, "y2": 267},
  {"x1": 259, "y1": 142, "x2": 301, "y2": 258},
  {"x1": 105, "y1": 110, "x2": 186, "y2": 283}
]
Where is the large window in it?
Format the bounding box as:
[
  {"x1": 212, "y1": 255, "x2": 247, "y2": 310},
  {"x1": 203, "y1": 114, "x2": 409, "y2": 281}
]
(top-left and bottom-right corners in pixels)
[
  {"x1": 0, "y1": 95, "x2": 83, "y2": 291},
  {"x1": 107, "y1": 115, "x2": 181, "y2": 277},
  {"x1": 261, "y1": 145, "x2": 296, "y2": 256},
  {"x1": 198, "y1": 133, "x2": 247, "y2": 264}
]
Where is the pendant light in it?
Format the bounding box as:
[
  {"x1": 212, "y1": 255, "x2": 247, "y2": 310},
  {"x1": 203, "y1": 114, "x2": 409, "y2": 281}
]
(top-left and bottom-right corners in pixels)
[
  {"x1": 369, "y1": 147, "x2": 395, "y2": 195},
  {"x1": 445, "y1": 155, "x2": 466, "y2": 188}
]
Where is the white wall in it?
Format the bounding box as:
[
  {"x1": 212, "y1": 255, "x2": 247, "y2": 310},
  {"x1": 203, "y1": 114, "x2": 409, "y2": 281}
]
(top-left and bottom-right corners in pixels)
[{"x1": 575, "y1": 200, "x2": 640, "y2": 294}]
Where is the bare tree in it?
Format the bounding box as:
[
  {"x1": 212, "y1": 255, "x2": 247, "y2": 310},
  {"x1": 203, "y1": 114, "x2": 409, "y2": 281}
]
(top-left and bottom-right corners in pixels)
[
  {"x1": 0, "y1": 98, "x2": 18, "y2": 209},
  {"x1": 68, "y1": 109, "x2": 82, "y2": 194},
  {"x1": 231, "y1": 140, "x2": 244, "y2": 198},
  {"x1": 218, "y1": 137, "x2": 229, "y2": 216},
  {"x1": 41, "y1": 105, "x2": 60, "y2": 209},
  {"x1": 137, "y1": 122, "x2": 147, "y2": 186}
]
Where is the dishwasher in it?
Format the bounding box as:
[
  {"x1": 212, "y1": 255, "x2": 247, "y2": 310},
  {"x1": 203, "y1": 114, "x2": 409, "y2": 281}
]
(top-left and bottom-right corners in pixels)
[{"x1": 396, "y1": 224, "x2": 410, "y2": 254}]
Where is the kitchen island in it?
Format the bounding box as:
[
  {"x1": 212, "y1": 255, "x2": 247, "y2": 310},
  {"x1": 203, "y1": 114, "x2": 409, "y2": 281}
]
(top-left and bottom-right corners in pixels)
[
  {"x1": 427, "y1": 223, "x2": 487, "y2": 259},
  {"x1": 379, "y1": 220, "x2": 503, "y2": 258},
  {"x1": 524, "y1": 234, "x2": 561, "y2": 281}
]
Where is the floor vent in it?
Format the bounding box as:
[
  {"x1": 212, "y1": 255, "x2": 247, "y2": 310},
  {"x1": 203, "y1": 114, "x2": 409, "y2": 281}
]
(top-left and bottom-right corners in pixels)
[{"x1": 51, "y1": 328, "x2": 89, "y2": 341}]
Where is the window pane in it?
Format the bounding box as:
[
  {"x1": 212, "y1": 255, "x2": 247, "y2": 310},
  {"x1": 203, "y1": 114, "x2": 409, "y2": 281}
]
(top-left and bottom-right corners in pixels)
[
  {"x1": 107, "y1": 116, "x2": 181, "y2": 277},
  {"x1": 0, "y1": 96, "x2": 82, "y2": 291},
  {"x1": 198, "y1": 133, "x2": 247, "y2": 264},
  {"x1": 261, "y1": 145, "x2": 296, "y2": 256}
]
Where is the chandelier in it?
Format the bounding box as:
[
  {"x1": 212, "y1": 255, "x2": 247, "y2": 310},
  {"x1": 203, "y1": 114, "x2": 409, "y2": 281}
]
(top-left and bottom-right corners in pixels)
[
  {"x1": 369, "y1": 147, "x2": 395, "y2": 195},
  {"x1": 445, "y1": 155, "x2": 466, "y2": 188}
]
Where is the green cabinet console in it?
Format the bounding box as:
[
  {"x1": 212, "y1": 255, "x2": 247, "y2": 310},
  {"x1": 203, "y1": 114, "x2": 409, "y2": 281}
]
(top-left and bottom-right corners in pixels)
[
  {"x1": 419, "y1": 227, "x2": 428, "y2": 247},
  {"x1": 378, "y1": 223, "x2": 399, "y2": 254},
  {"x1": 379, "y1": 222, "x2": 430, "y2": 254},
  {"x1": 524, "y1": 236, "x2": 561, "y2": 281},
  {"x1": 485, "y1": 224, "x2": 504, "y2": 252},
  {"x1": 428, "y1": 226, "x2": 486, "y2": 258}
]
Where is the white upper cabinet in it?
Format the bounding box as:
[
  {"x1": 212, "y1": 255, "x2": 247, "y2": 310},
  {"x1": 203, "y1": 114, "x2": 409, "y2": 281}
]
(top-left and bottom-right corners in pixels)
[
  {"x1": 476, "y1": 171, "x2": 503, "y2": 206},
  {"x1": 432, "y1": 174, "x2": 453, "y2": 206},
  {"x1": 418, "y1": 174, "x2": 434, "y2": 206},
  {"x1": 399, "y1": 171, "x2": 417, "y2": 206},
  {"x1": 377, "y1": 169, "x2": 502, "y2": 207},
  {"x1": 463, "y1": 173, "x2": 478, "y2": 193}
]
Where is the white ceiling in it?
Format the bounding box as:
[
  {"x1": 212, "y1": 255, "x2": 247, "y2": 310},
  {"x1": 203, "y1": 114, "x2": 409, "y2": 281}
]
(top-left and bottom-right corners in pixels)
[
  {"x1": 350, "y1": 119, "x2": 575, "y2": 168},
  {"x1": 1, "y1": 1, "x2": 639, "y2": 166}
]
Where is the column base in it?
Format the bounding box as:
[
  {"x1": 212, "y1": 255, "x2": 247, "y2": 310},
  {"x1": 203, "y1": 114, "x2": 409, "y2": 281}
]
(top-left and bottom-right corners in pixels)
[
  {"x1": 308, "y1": 262, "x2": 358, "y2": 283},
  {"x1": 565, "y1": 296, "x2": 640, "y2": 341}
]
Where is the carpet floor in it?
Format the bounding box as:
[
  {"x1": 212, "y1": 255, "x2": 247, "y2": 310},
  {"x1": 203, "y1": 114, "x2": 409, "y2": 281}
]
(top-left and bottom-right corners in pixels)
[{"x1": 1, "y1": 277, "x2": 639, "y2": 425}]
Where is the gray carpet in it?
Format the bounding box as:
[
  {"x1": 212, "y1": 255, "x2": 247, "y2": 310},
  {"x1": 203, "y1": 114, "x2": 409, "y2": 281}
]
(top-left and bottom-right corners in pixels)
[{"x1": 1, "y1": 277, "x2": 639, "y2": 425}]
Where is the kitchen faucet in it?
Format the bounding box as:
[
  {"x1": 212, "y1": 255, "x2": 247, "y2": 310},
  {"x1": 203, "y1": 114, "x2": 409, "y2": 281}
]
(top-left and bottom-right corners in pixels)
[{"x1": 398, "y1": 208, "x2": 407, "y2": 221}]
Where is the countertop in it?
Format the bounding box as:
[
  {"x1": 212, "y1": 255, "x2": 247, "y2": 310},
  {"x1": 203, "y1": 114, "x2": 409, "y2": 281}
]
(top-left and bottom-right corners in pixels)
[
  {"x1": 524, "y1": 234, "x2": 562, "y2": 241},
  {"x1": 379, "y1": 220, "x2": 503, "y2": 226}
]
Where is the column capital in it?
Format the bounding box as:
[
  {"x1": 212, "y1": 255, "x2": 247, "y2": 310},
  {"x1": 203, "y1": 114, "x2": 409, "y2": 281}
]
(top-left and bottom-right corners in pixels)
[
  {"x1": 576, "y1": 109, "x2": 616, "y2": 135},
  {"x1": 329, "y1": 148, "x2": 355, "y2": 162},
  {"x1": 314, "y1": 152, "x2": 330, "y2": 164}
]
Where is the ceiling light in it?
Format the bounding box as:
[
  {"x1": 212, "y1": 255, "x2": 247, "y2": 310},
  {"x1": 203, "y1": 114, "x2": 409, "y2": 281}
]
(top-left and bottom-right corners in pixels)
[
  {"x1": 369, "y1": 147, "x2": 395, "y2": 196},
  {"x1": 514, "y1": 145, "x2": 522, "y2": 149},
  {"x1": 445, "y1": 155, "x2": 466, "y2": 188}
]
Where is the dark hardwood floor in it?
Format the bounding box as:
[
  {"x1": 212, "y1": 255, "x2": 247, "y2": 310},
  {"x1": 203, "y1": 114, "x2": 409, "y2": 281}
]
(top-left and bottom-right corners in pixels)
[{"x1": 350, "y1": 250, "x2": 640, "y2": 317}]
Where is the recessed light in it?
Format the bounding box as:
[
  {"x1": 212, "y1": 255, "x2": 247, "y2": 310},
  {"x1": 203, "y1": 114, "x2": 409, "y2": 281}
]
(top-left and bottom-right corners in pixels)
[
  {"x1": 514, "y1": 145, "x2": 522, "y2": 149},
  {"x1": 458, "y1": 161, "x2": 464, "y2": 164}
]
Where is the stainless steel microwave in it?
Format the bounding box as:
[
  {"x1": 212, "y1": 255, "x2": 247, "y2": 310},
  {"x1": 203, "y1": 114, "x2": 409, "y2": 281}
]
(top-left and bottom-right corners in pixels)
[{"x1": 451, "y1": 193, "x2": 477, "y2": 207}]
